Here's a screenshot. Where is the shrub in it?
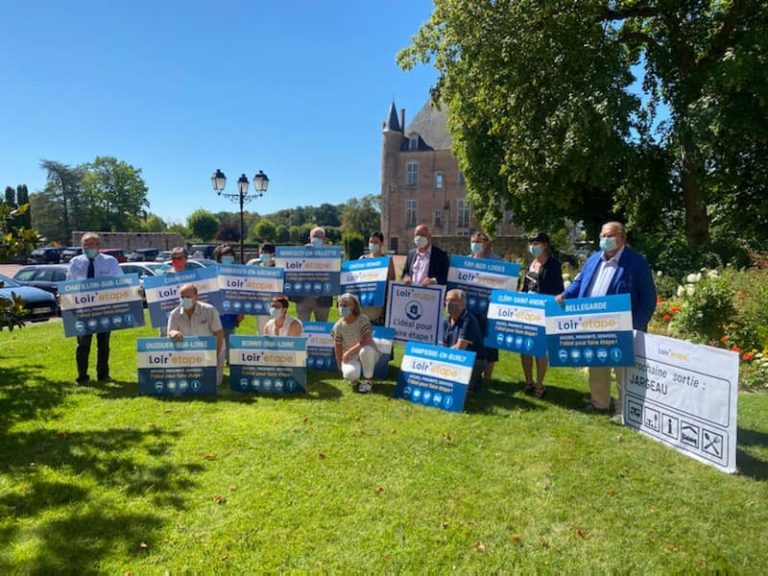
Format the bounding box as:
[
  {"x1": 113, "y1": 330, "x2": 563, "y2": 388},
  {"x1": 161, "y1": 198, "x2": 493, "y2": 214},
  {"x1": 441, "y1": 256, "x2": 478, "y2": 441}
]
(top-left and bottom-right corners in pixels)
[{"x1": 668, "y1": 271, "x2": 734, "y2": 345}]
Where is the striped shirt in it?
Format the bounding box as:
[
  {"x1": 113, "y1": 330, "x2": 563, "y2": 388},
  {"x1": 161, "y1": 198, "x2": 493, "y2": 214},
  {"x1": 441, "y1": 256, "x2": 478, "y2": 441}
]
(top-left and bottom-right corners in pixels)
[{"x1": 331, "y1": 314, "x2": 373, "y2": 352}]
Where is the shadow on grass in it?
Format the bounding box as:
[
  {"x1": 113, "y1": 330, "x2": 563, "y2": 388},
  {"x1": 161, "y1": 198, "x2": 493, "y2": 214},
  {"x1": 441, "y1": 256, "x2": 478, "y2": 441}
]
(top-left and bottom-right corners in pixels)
[
  {"x1": 737, "y1": 426, "x2": 768, "y2": 481},
  {"x1": 92, "y1": 374, "x2": 343, "y2": 402},
  {"x1": 0, "y1": 364, "x2": 68, "y2": 435},
  {"x1": 0, "y1": 426, "x2": 204, "y2": 573}
]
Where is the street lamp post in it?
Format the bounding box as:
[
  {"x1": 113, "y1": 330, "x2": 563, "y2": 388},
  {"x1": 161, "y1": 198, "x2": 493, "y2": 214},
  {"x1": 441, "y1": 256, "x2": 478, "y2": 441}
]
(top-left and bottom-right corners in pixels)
[{"x1": 211, "y1": 168, "x2": 269, "y2": 262}]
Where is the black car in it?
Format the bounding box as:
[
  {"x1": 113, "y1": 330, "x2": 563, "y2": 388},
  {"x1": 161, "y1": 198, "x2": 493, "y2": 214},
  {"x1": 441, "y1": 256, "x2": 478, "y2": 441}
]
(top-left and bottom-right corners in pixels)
[
  {"x1": 0, "y1": 273, "x2": 58, "y2": 322},
  {"x1": 61, "y1": 246, "x2": 83, "y2": 263},
  {"x1": 27, "y1": 246, "x2": 65, "y2": 264},
  {"x1": 13, "y1": 264, "x2": 70, "y2": 298}
]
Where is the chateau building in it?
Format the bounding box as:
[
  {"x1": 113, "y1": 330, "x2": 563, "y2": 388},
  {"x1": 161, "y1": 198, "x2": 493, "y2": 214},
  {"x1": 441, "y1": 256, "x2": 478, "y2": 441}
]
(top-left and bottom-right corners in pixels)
[{"x1": 380, "y1": 100, "x2": 517, "y2": 254}]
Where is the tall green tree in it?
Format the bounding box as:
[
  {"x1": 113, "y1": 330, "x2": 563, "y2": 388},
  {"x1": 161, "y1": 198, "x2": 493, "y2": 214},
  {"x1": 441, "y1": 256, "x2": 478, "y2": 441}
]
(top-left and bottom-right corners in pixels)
[
  {"x1": 16, "y1": 185, "x2": 31, "y2": 228},
  {"x1": 400, "y1": 0, "x2": 768, "y2": 247},
  {"x1": 40, "y1": 159, "x2": 83, "y2": 241},
  {"x1": 187, "y1": 209, "x2": 219, "y2": 241},
  {"x1": 81, "y1": 156, "x2": 149, "y2": 231},
  {"x1": 340, "y1": 195, "x2": 382, "y2": 237},
  {"x1": 4, "y1": 186, "x2": 15, "y2": 207}
]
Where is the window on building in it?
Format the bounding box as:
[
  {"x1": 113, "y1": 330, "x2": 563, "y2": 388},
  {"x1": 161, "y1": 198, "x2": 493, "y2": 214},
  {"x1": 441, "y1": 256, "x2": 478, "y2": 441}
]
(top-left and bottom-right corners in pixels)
[
  {"x1": 406, "y1": 162, "x2": 418, "y2": 186},
  {"x1": 434, "y1": 171, "x2": 444, "y2": 189},
  {"x1": 409, "y1": 136, "x2": 419, "y2": 151},
  {"x1": 457, "y1": 199, "x2": 471, "y2": 228},
  {"x1": 406, "y1": 200, "x2": 418, "y2": 228},
  {"x1": 433, "y1": 208, "x2": 443, "y2": 228},
  {"x1": 458, "y1": 171, "x2": 466, "y2": 187}
]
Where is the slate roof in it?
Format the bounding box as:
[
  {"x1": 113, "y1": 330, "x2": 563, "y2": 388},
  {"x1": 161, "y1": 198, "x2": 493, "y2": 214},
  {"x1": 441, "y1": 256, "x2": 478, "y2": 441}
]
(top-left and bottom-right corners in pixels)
[{"x1": 403, "y1": 101, "x2": 452, "y2": 151}]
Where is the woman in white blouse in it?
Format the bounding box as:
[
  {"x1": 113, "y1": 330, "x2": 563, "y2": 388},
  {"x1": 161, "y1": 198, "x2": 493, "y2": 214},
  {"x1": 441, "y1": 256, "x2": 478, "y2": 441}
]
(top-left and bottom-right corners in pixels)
[{"x1": 262, "y1": 295, "x2": 304, "y2": 337}]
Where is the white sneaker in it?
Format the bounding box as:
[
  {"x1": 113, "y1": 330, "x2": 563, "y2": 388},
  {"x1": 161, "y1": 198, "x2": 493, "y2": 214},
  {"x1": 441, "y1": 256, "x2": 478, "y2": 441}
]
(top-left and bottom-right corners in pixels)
[{"x1": 357, "y1": 380, "x2": 372, "y2": 393}]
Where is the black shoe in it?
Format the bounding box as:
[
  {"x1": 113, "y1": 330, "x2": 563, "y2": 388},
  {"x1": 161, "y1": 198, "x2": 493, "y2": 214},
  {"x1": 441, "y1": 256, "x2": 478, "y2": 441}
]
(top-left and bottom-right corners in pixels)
[
  {"x1": 583, "y1": 402, "x2": 610, "y2": 414},
  {"x1": 76, "y1": 376, "x2": 91, "y2": 386},
  {"x1": 97, "y1": 375, "x2": 112, "y2": 384}
]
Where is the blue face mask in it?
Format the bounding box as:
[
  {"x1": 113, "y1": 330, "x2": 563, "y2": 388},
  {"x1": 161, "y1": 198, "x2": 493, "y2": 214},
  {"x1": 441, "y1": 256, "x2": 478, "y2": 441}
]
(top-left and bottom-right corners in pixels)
[
  {"x1": 261, "y1": 253, "x2": 272, "y2": 263},
  {"x1": 529, "y1": 244, "x2": 543, "y2": 258},
  {"x1": 180, "y1": 297, "x2": 194, "y2": 310},
  {"x1": 84, "y1": 248, "x2": 98, "y2": 259},
  {"x1": 310, "y1": 237, "x2": 324, "y2": 247},
  {"x1": 339, "y1": 306, "x2": 352, "y2": 318},
  {"x1": 269, "y1": 306, "x2": 283, "y2": 318},
  {"x1": 470, "y1": 242, "x2": 484, "y2": 255},
  {"x1": 220, "y1": 255, "x2": 235, "y2": 265},
  {"x1": 369, "y1": 243, "x2": 380, "y2": 254},
  {"x1": 600, "y1": 237, "x2": 617, "y2": 252}
]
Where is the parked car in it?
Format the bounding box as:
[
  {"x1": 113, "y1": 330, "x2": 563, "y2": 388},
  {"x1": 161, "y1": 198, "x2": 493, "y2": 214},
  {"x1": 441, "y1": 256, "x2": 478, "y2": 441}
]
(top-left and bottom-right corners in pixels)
[
  {"x1": 127, "y1": 248, "x2": 161, "y2": 262},
  {"x1": 119, "y1": 262, "x2": 172, "y2": 279},
  {"x1": 0, "y1": 273, "x2": 59, "y2": 322},
  {"x1": 154, "y1": 250, "x2": 172, "y2": 262},
  {"x1": 99, "y1": 248, "x2": 127, "y2": 263},
  {"x1": 27, "y1": 246, "x2": 65, "y2": 264},
  {"x1": 119, "y1": 262, "x2": 172, "y2": 305},
  {"x1": 13, "y1": 264, "x2": 70, "y2": 298},
  {"x1": 188, "y1": 244, "x2": 218, "y2": 259},
  {"x1": 163, "y1": 258, "x2": 217, "y2": 269},
  {"x1": 60, "y1": 246, "x2": 83, "y2": 263}
]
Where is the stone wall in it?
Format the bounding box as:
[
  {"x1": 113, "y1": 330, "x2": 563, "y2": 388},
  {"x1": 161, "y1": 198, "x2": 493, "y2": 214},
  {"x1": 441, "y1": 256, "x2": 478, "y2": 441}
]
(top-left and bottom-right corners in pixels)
[{"x1": 71, "y1": 231, "x2": 186, "y2": 250}]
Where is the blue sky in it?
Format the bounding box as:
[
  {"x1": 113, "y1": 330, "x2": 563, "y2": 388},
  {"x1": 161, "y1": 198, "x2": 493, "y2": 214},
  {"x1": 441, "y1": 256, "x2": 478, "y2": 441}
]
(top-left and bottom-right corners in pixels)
[{"x1": 0, "y1": 0, "x2": 438, "y2": 224}]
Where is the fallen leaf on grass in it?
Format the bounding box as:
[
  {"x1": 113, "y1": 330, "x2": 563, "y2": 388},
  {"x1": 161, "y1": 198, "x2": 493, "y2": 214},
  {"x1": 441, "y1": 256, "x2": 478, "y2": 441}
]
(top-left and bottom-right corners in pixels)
[
  {"x1": 139, "y1": 541, "x2": 149, "y2": 550},
  {"x1": 475, "y1": 541, "x2": 486, "y2": 553},
  {"x1": 214, "y1": 495, "x2": 226, "y2": 504},
  {"x1": 442, "y1": 434, "x2": 454, "y2": 444},
  {"x1": 202, "y1": 453, "x2": 218, "y2": 461},
  {"x1": 229, "y1": 484, "x2": 237, "y2": 491},
  {"x1": 374, "y1": 486, "x2": 384, "y2": 495},
  {"x1": 163, "y1": 408, "x2": 173, "y2": 413},
  {"x1": 318, "y1": 452, "x2": 326, "y2": 459},
  {"x1": 575, "y1": 529, "x2": 587, "y2": 539},
  {"x1": 511, "y1": 534, "x2": 522, "y2": 544},
  {"x1": 441, "y1": 522, "x2": 449, "y2": 529},
  {"x1": 220, "y1": 555, "x2": 230, "y2": 561}
]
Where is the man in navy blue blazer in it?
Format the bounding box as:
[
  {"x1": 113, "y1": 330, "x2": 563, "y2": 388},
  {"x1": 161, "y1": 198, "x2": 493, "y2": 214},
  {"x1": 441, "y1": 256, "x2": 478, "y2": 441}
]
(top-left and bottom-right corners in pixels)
[
  {"x1": 556, "y1": 221, "x2": 656, "y2": 421},
  {"x1": 401, "y1": 224, "x2": 450, "y2": 287}
]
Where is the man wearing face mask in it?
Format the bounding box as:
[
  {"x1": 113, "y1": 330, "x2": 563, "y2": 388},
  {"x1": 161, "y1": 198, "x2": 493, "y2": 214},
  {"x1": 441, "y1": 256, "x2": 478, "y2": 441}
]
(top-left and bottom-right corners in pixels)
[
  {"x1": 168, "y1": 283, "x2": 225, "y2": 386},
  {"x1": 556, "y1": 221, "x2": 656, "y2": 422},
  {"x1": 441, "y1": 289, "x2": 485, "y2": 391},
  {"x1": 214, "y1": 244, "x2": 243, "y2": 343},
  {"x1": 293, "y1": 227, "x2": 334, "y2": 322},
  {"x1": 402, "y1": 224, "x2": 450, "y2": 286},
  {"x1": 67, "y1": 232, "x2": 123, "y2": 385}
]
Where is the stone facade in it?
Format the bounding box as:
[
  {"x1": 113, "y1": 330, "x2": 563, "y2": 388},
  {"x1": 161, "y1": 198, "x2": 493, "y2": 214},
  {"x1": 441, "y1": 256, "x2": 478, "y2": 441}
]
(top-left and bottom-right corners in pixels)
[
  {"x1": 71, "y1": 231, "x2": 186, "y2": 251},
  {"x1": 380, "y1": 100, "x2": 521, "y2": 255}
]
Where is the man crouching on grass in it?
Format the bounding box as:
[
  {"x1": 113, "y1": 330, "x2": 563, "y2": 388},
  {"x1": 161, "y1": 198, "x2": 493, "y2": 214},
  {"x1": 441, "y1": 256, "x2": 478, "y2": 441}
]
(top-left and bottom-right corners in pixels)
[{"x1": 167, "y1": 283, "x2": 225, "y2": 386}]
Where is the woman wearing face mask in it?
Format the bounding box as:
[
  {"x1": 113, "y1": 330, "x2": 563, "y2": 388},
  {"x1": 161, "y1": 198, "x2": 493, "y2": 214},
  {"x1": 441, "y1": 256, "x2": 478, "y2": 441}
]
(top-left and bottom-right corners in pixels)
[
  {"x1": 520, "y1": 231, "x2": 564, "y2": 398},
  {"x1": 467, "y1": 232, "x2": 502, "y2": 384},
  {"x1": 332, "y1": 292, "x2": 379, "y2": 394},
  {"x1": 359, "y1": 232, "x2": 396, "y2": 326},
  {"x1": 214, "y1": 244, "x2": 244, "y2": 343},
  {"x1": 258, "y1": 242, "x2": 275, "y2": 266},
  {"x1": 262, "y1": 295, "x2": 304, "y2": 337}
]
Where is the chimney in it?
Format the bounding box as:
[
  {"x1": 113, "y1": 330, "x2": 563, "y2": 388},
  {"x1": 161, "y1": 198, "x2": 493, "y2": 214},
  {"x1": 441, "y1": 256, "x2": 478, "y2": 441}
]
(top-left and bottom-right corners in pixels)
[{"x1": 400, "y1": 109, "x2": 405, "y2": 133}]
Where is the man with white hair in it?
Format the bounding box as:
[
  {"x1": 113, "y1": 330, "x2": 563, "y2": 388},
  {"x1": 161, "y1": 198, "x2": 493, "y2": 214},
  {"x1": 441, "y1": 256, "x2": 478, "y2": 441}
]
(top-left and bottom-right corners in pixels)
[
  {"x1": 557, "y1": 221, "x2": 656, "y2": 422},
  {"x1": 168, "y1": 283, "x2": 225, "y2": 385},
  {"x1": 441, "y1": 288, "x2": 486, "y2": 391},
  {"x1": 67, "y1": 232, "x2": 123, "y2": 385},
  {"x1": 293, "y1": 226, "x2": 333, "y2": 322}
]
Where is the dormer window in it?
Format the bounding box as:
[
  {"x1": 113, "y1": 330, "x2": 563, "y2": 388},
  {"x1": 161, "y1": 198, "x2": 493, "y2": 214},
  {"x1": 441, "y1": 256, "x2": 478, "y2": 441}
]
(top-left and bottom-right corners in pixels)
[{"x1": 408, "y1": 134, "x2": 420, "y2": 151}]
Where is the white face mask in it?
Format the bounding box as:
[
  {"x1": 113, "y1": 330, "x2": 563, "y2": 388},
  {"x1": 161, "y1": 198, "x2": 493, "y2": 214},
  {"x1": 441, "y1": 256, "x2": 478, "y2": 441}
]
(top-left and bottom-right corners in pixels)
[
  {"x1": 414, "y1": 235, "x2": 428, "y2": 249},
  {"x1": 369, "y1": 242, "x2": 381, "y2": 254},
  {"x1": 84, "y1": 248, "x2": 99, "y2": 259}
]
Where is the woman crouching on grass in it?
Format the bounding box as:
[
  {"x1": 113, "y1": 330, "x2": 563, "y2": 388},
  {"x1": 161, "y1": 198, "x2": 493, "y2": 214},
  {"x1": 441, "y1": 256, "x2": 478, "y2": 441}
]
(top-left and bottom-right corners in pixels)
[{"x1": 332, "y1": 292, "x2": 379, "y2": 394}]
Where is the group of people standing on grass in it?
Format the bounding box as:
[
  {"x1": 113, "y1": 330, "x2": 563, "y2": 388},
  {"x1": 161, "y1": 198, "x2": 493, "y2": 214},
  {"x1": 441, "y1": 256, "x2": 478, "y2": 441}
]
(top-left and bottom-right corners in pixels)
[{"x1": 70, "y1": 219, "x2": 655, "y2": 417}]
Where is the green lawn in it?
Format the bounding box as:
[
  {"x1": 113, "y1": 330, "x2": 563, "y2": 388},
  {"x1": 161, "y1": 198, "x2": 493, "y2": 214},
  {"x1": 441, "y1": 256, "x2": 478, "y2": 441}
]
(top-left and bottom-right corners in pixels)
[{"x1": 2, "y1": 313, "x2": 768, "y2": 574}]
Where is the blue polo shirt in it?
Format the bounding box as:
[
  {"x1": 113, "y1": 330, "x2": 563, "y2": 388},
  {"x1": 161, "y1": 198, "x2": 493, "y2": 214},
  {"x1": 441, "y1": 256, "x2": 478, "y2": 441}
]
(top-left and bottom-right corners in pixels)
[{"x1": 442, "y1": 309, "x2": 485, "y2": 359}]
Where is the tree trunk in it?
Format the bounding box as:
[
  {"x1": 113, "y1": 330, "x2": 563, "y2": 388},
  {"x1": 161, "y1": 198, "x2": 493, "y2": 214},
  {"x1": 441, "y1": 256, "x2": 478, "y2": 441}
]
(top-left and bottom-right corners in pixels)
[{"x1": 680, "y1": 142, "x2": 710, "y2": 246}]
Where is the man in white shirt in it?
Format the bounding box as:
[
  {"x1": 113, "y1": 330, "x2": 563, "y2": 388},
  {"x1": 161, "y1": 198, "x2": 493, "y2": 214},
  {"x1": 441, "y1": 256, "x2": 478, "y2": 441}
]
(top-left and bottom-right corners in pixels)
[
  {"x1": 66, "y1": 232, "x2": 123, "y2": 385},
  {"x1": 168, "y1": 283, "x2": 225, "y2": 385}
]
